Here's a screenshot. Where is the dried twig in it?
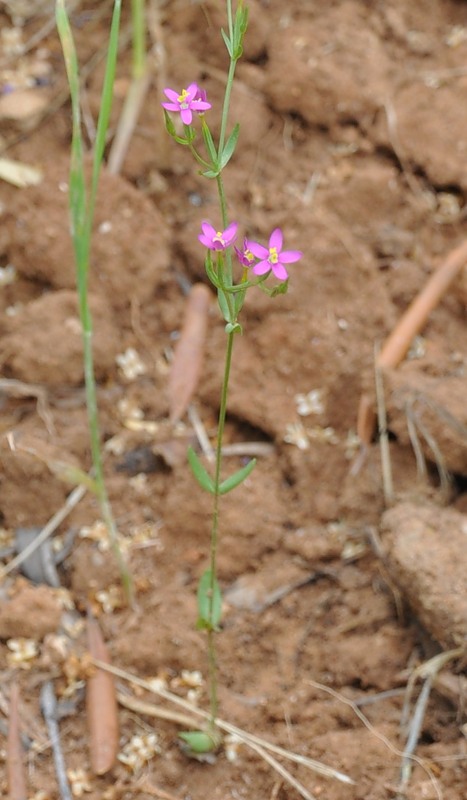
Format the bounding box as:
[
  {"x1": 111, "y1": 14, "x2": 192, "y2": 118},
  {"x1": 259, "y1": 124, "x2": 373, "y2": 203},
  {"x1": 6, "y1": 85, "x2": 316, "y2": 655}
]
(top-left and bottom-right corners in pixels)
[
  {"x1": 374, "y1": 344, "x2": 393, "y2": 504},
  {"x1": 40, "y1": 682, "x2": 73, "y2": 800},
  {"x1": 307, "y1": 678, "x2": 442, "y2": 800},
  {"x1": 7, "y1": 682, "x2": 27, "y2": 800},
  {"x1": 86, "y1": 614, "x2": 119, "y2": 775},
  {"x1": 356, "y1": 238, "x2": 467, "y2": 453},
  {"x1": 0, "y1": 378, "x2": 54, "y2": 434},
  {"x1": 92, "y1": 658, "x2": 354, "y2": 788},
  {"x1": 0, "y1": 483, "x2": 86, "y2": 580}
]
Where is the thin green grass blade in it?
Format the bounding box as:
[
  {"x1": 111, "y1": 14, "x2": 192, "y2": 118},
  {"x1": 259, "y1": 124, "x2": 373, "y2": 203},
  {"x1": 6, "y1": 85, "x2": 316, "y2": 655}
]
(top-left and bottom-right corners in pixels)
[
  {"x1": 55, "y1": 0, "x2": 88, "y2": 269},
  {"x1": 90, "y1": 0, "x2": 122, "y2": 214}
]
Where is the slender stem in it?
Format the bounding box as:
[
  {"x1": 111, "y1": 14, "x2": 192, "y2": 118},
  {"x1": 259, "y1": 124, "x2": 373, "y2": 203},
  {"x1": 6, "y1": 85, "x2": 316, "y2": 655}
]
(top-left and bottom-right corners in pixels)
[{"x1": 206, "y1": 329, "x2": 235, "y2": 728}]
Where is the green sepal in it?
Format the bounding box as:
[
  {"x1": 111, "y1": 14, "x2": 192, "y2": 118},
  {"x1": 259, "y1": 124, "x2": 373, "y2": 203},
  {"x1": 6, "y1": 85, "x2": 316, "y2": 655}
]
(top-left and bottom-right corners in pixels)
[
  {"x1": 163, "y1": 111, "x2": 194, "y2": 145},
  {"x1": 197, "y1": 569, "x2": 222, "y2": 630},
  {"x1": 260, "y1": 279, "x2": 289, "y2": 297},
  {"x1": 179, "y1": 730, "x2": 221, "y2": 754},
  {"x1": 182, "y1": 123, "x2": 196, "y2": 144},
  {"x1": 220, "y1": 123, "x2": 240, "y2": 169},
  {"x1": 225, "y1": 321, "x2": 242, "y2": 335},
  {"x1": 187, "y1": 447, "x2": 215, "y2": 494},
  {"x1": 219, "y1": 458, "x2": 256, "y2": 494},
  {"x1": 201, "y1": 121, "x2": 218, "y2": 165}
]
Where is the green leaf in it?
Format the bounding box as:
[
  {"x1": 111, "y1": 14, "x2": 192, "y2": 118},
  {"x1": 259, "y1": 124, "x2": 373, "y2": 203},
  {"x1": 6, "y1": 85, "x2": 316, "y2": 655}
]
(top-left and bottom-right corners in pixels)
[
  {"x1": 221, "y1": 27, "x2": 233, "y2": 57},
  {"x1": 201, "y1": 121, "x2": 218, "y2": 165},
  {"x1": 219, "y1": 458, "x2": 256, "y2": 494},
  {"x1": 233, "y1": 5, "x2": 249, "y2": 59},
  {"x1": 179, "y1": 730, "x2": 220, "y2": 754},
  {"x1": 187, "y1": 447, "x2": 215, "y2": 494},
  {"x1": 197, "y1": 569, "x2": 222, "y2": 630},
  {"x1": 90, "y1": 0, "x2": 121, "y2": 211},
  {"x1": 217, "y1": 288, "x2": 232, "y2": 323},
  {"x1": 225, "y1": 321, "x2": 242, "y2": 335},
  {"x1": 201, "y1": 168, "x2": 219, "y2": 179},
  {"x1": 233, "y1": 286, "x2": 247, "y2": 315},
  {"x1": 220, "y1": 123, "x2": 240, "y2": 169},
  {"x1": 204, "y1": 253, "x2": 221, "y2": 289}
]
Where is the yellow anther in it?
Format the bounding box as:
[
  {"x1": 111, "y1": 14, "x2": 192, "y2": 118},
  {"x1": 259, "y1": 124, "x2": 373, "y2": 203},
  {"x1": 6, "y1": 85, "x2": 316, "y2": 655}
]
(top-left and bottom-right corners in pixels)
[{"x1": 269, "y1": 246, "x2": 279, "y2": 264}]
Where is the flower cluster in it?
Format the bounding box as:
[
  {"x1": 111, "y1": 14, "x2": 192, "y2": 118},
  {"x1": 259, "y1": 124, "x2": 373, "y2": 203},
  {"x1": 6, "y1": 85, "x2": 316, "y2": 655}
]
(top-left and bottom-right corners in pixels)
[
  {"x1": 162, "y1": 82, "x2": 211, "y2": 125},
  {"x1": 199, "y1": 221, "x2": 302, "y2": 282},
  {"x1": 162, "y1": 81, "x2": 303, "y2": 282}
]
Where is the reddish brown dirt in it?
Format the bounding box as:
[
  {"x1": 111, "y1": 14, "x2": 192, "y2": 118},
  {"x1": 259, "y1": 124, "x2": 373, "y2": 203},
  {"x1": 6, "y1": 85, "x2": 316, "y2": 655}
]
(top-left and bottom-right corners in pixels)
[{"x1": 0, "y1": 2, "x2": 466, "y2": 799}]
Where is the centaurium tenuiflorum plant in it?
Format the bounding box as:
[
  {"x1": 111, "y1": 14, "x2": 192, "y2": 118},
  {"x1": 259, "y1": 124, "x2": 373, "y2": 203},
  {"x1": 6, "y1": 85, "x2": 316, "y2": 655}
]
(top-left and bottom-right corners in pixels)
[{"x1": 163, "y1": 0, "x2": 302, "y2": 753}]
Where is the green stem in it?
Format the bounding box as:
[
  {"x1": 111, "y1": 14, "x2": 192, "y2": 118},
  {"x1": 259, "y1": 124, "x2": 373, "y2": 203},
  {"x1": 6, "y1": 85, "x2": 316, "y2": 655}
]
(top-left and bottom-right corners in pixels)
[{"x1": 207, "y1": 329, "x2": 235, "y2": 728}]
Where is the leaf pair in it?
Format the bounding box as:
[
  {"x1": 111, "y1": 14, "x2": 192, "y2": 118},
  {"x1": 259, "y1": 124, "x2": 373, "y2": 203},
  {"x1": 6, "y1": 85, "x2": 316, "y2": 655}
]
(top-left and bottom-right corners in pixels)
[
  {"x1": 188, "y1": 447, "x2": 256, "y2": 495},
  {"x1": 202, "y1": 122, "x2": 240, "y2": 178}
]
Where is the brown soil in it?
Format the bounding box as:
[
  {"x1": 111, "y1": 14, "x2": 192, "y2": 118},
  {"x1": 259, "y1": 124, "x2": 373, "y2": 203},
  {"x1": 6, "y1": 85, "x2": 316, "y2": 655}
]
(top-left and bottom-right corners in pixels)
[{"x1": 0, "y1": 2, "x2": 466, "y2": 799}]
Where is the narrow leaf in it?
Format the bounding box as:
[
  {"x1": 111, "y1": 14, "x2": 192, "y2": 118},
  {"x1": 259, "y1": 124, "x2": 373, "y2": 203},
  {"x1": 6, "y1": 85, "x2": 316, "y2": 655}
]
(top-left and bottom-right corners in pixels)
[
  {"x1": 204, "y1": 252, "x2": 221, "y2": 289},
  {"x1": 86, "y1": 614, "x2": 119, "y2": 775},
  {"x1": 221, "y1": 27, "x2": 233, "y2": 56},
  {"x1": 169, "y1": 283, "x2": 212, "y2": 423},
  {"x1": 220, "y1": 123, "x2": 240, "y2": 169},
  {"x1": 187, "y1": 447, "x2": 215, "y2": 494},
  {"x1": 197, "y1": 569, "x2": 222, "y2": 630},
  {"x1": 219, "y1": 458, "x2": 256, "y2": 494},
  {"x1": 217, "y1": 288, "x2": 232, "y2": 322},
  {"x1": 201, "y1": 121, "x2": 218, "y2": 164}
]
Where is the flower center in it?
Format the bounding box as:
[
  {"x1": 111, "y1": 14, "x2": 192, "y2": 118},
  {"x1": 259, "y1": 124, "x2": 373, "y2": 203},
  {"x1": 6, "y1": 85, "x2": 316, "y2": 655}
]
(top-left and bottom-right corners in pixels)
[
  {"x1": 213, "y1": 231, "x2": 225, "y2": 245},
  {"x1": 269, "y1": 246, "x2": 279, "y2": 264},
  {"x1": 177, "y1": 89, "x2": 190, "y2": 108},
  {"x1": 244, "y1": 248, "x2": 254, "y2": 263}
]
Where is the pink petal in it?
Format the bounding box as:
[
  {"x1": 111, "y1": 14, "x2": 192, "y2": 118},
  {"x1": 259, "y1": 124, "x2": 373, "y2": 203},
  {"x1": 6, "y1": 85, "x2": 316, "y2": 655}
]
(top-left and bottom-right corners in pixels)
[
  {"x1": 180, "y1": 108, "x2": 193, "y2": 124},
  {"x1": 279, "y1": 250, "x2": 303, "y2": 263},
  {"x1": 186, "y1": 83, "x2": 199, "y2": 100},
  {"x1": 248, "y1": 241, "x2": 269, "y2": 259},
  {"x1": 269, "y1": 228, "x2": 283, "y2": 251},
  {"x1": 198, "y1": 234, "x2": 213, "y2": 248},
  {"x1": 223, "y1": 222, "x2": 238, "y2": 242},
  {"x1": 201, "y1": 221, "x2": 216, "y2": 239},
  {"x1": 192, "y1": 100, "x2": 212, "y2": 112},
  {"x1": 163, "y1": 88, "x2": 180, "y2": 102},
  {"x1": 162, "y1": 102, "x2": 180, "y2": 112},
  {"x1": 272, "y1": 263, "x2": 289, "y2": 281},
  {"x1": 252, "y1": 260, "x2": 271, "y2": 276}
]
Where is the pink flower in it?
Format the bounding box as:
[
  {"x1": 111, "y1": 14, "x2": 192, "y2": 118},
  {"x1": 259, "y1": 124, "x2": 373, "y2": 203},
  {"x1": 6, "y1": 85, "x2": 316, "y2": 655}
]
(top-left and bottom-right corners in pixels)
[
  {"x1": 162, "y1": 82, "x2": 211, "y2": 125},
  {"x1": 235, "y1": 239, "x2": 256, "y2": 267},
  {"x1": 199, "y1": 221, "x2": 238, "y2": 251},
  {"x1": 247, "y1": 228, "x2": 302, "y2": 281}
]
